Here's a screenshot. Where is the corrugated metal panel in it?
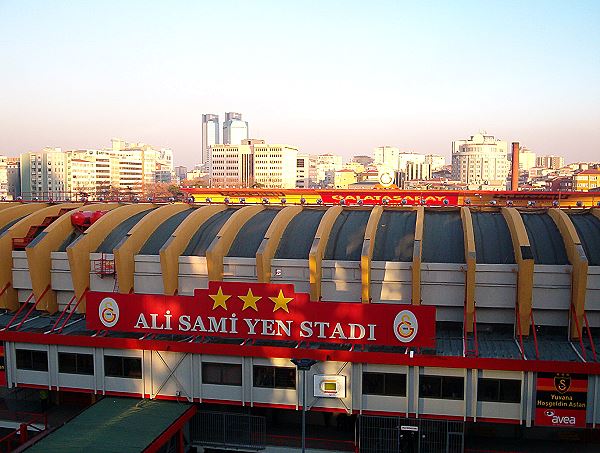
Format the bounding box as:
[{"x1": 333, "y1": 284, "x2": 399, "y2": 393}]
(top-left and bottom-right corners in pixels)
[
  {"x1": 274, "y1": 209, "x2": 325, "y2": 259},
  {"x1": 422, "y1": 211, "x2": 465, "y2": 264},
  {"x1": 227, "y1": 209, "x2": 280, "y2": 258},
  {"x1": 96, "y1": 209, "x2": 154, "y2": 253},
  {"x1": 569, "y1": 212, "x2": 600, "y2": 266},
  {"x1": 471, "y1": 212, "x2": 515, "y2": 264},
  {"x1": 183, "y1": 208, "x2": 236, "y2": 256},
  {"x1": 324, "y1": 210, "x2": 371, "y2": 261},
  {"x1": 139, "y1": 208, "x2": 194, "y2": 255},
  {"x1": 521, "y1": 212, "x2": 569, "y2": 265},
  {"x1": 372, "y1": 210, "x2": 416, "y2": 262}
]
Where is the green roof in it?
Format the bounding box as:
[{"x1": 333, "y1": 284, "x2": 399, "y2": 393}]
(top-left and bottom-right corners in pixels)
[{"x1": 28, "y1": 397, "x2": 192, "y2": 453}]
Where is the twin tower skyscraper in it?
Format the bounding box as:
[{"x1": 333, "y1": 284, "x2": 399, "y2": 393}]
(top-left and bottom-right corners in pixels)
[{"x1": 201, "y1": 112, "x2": 249, "y2": 164}]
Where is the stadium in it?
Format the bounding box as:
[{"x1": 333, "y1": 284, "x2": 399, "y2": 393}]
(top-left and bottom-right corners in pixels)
[{"x1": 0, "y1": 188, "x2": 599, "y2": 452}]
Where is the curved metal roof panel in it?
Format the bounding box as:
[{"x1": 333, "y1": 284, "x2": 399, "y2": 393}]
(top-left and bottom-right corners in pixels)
[
  {"x1": 139, "y1": 208, "x2": 195, "y2": 255},
  {"x1": 226, "y1": 208, "x2": 280, "y2": 258},
  {"x1": 471, "y1": 211, "x2": 515, "y2": 264},
  {"x1": 521, "y1": 212, "x2": 569, "y2": 265},
  {"x1": 324, "y1": 210, "x2": 371, "y2": 261},
  {"x1": 422, "y1": 210, "x2": 465, "y2": 263},
  {"x1": 183, "y1": 208, "x2": 237, "y2": 256},
  {"x1": 274, "y1": 209, "x2": 325, "y2": 259},
  {"x1": 372, "y1": 210, "x2": 416, "y2": 262},
  {"x1": 569, "y1": 212, "x2": 600, "y2": 266}
]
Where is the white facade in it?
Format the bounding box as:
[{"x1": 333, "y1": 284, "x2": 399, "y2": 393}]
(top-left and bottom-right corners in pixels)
[
  {"x1": 425, "y1": 154, "x2": 446, "y2": 171},
  {"x1": 209, "y1": 144, "x2": 254, "y2": 187},
  {"x1": 518, "y1": 147, "x2": 537, "y2": 171},
  {"x1": 253, "y1": 145, "x2": 298, "y2": 188},
  {"x1": 223, "y1": 112, "x2": 249, "y2": 145},
  {"x1": 451, "y1": 132, "x2": 510, "y2": 189},
  {"x1": 315, "y1": 154, "x2": 343, "y2": 186},
  {"x1": 202, "y1": 114, "x2": 219, "y2": 164},
  {"x1": 373, "y1": 146, "x2": 399, "y2": 170},
  {"x1": 0, "y1": 156, "x2": 7, "y2": 199},
  {"x1": 536, "y1": 155, "x2": 565, "y2": 170}
]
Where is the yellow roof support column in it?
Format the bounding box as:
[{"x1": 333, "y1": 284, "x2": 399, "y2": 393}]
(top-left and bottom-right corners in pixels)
[
  {"x1": 0, "y1": 204, "x2": 80, "y2": 311},
  {"x1": 113, "y1": 204, "x2": 190, "y2": 294},
  {"x1": 27, "y1": 203, "x2": 119, "y2": 313},
  {"x1": 502, "y1": 207, "x2": 534, "y2": 336},
  {"x1": 0, "y1": 204, "x2": 49, "y2": 309},
  {"x1": 460, "y1": 207, "x2": 477, "y2": 333},
  {"x1": 67, "y1": 204, "x2": 154, "y2": 313},
  {"x1": 206, "y1": 205, "x2": 264, "y2": 282},
  {"x1": 309, "y1": 206, "x2": 342, "y2": 301},
  {"x1": 412, "y1": 207, "x2": 424, "y2": 305},
  {"x1": 256, "y1": 206, "x2": 303, "y2": 283},
  {"x1": 159, "y1": 205, "x2": 227, "y2": 295},
  {"x1": 548, "y1": 209, "x2": 588, "y2": 339},
  {"x1": 360, "y1": 206, "x2": 383, "y2": 304}
]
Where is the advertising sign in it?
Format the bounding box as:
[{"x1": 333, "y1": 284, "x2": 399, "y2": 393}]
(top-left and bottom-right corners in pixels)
[
  {"x1": 87, "y1": 281, "x2": 436, "y2": 348},
  {"x1": 318, "y1": 190, "x2": 459, "y2": 206},
  {"x1": 535, "y1": 372, "x2": 588, "y2": 428}
]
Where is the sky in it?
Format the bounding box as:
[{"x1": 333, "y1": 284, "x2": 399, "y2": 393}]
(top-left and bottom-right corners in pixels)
[{"x1": 0, "y1": 0, "x2": 599, "y2": 167}]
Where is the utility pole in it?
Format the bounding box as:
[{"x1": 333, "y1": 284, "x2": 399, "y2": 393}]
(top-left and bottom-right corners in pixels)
[{"x1": 291, "y1": 358, "x2": 318, "y2": 453}]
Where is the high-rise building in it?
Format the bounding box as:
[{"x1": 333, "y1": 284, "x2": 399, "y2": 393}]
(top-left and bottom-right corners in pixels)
[
  {"x1": 20, "y1": 148, "x2": 68, "y2": 200},
  {"x1": 451, "y1": 132, "x2": 510, "y2": 189},
  {"x1": 223, "y1": 112, "x2": 249, "y2": 145},
  {"x1": 518, "y1": 147, "x2": 537, "y2": 171},
  {"x1": 536, "y1": 155, "x2": 565, "y2": 170},
  {"x1": 209, "y1": 141, "x2": 298, "y2": 189},
  {"x1": 296, "y1": 153, "x2": 310, "y2": 188},
  {"x1": 405, "y1": 162, "x2": 432, "y2": 181},
  {"x1": 202, "y1": 114, "x2": 219, "y2": 164},
  {"x1": 7, "y1": 156, "x2": 20, "y2": 199},
  {"x1": 174, "y1": 166, "x2": 188, "y2": 182},
  {"x1": 373, "y1": 146, "x2": 399, "y2": 170}
]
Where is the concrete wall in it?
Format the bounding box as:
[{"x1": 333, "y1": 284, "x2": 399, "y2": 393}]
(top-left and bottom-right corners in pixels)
[
  {"x1": 370, "y1": 262, "x2": 412, "y2": 304},
  {"x1": 321, "y1": 260, "x2": 362, "y2": 302},
  {"x1": 475, "y1": 264, "x2": 517, "y2": 324},
  {"x1": 532, "y1": 265, "x2": 572, "y2": 326},
  {"x1": 586, "y1": 267, "x2": 600, "y2": 327},
  {"x1": 421, "y1": 263, "x2": 465, "y2": 322},
  {"x1": 223, "y1": 257, "x2": 258, "y2": 283},
  {"x1": 134, "y1": 255, "x2": 164, "y2": 295},
  {"x1": 178, "y1": 256, "x2": 209, "y2": 296},
  {"x1": 269, "y1": 259, "x2": 311, "y2": 295}
]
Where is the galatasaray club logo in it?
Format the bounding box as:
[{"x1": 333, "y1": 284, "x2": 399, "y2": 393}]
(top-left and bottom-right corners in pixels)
[
  {"x1": 393, "y1": 310, "x2": 418, "y2": 343},
  {"x1": 99, "y1": 297, "x2": 119, "y2": 328},
  {"x1": 554, "y1": 374, "x2": 571, "y2": 394}
]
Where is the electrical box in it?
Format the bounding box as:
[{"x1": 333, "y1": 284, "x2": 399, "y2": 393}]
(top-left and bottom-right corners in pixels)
[{"x1": 313, "y1": 375, "x2": 346, "y2": 398}]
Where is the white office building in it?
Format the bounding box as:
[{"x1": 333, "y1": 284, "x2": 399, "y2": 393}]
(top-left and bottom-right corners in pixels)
[
  {"x1": 451, "y1": 132, "x2": 510, "y2": 190},
  {"x1": 202, "y1": 114, "x2": 219, "y2": 165},
  {"x1": 223, "y1": 112, "x2": 249, "y2": 145}
]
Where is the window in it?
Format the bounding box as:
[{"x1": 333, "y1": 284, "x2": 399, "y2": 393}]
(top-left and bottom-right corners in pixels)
[
  {"x1": 58, "y1": 352, "x2": 94, "y2": 375},
  {"x1": 253, "y1": 365, "x2": 296, "y2": 389},
  {"x1": 15, "y1": 349, "x2": 48, "y2": 371},
  {"x1": 419, "y1": 375, "x2": 464, "y2": 400},
  {"x1": 202, "y1": 362, "x2": 242, "y2": 386},
  {"x1": 104, "y1": 356, "x2": 142, "y2": 379},
  {"x1": 363, "y1": 372, "x2": 406, "y2": 397},
  {"x1": 477, "y1": 378, "x2": 520, "y2": 403}
]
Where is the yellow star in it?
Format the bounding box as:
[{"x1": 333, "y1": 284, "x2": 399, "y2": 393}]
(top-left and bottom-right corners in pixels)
[
  {"x1": 209, "y1": 286, "x2": 231, "y2": 310},
  {"x1": 269, "y1": 289, "x2": 293, "y2": 313},
  {"x1": 239, "y1": 288, "x2": 261, "y2": 311}
]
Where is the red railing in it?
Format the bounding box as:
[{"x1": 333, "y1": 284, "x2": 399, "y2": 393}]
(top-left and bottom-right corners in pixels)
[
  {"x1": 50, "y1": 288, "x2": 88, "y2": 333},
  {"x1": 0, "y1": 411, "x2": 48, "y2": 453},
  {"x1": 571, "y1": 305, "x2": 589, "y2": 361},
  {"x1": 13, "y1": 285, "x2": 51, "y2": 331},
  {"x1": 515, "y1": 305, "x2": 525, "y2": 359},
  {"x1": 529, "y1": 310, "x2": 539, "y2": 360},
  {"x1": 583, "y1": 312, "x2": 597, "y2": 362},
  {"x1": 4, "y1": 290, "x2": 38, "y2": 330}
]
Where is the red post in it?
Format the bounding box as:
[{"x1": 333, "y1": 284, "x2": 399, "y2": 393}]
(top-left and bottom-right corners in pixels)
[
  {"x1": 178, "y1": 429, "x2": 184, "y2": 453},
  {"x1": 19, "y1": 423, "x2": 28, "y2": 444}
]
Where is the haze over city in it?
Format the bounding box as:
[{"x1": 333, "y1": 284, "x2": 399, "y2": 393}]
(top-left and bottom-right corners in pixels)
[{"x1": 1, "y1": 0, "x2": 599, "y2": 167}]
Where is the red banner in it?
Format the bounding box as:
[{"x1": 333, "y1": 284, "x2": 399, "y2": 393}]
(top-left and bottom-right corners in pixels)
[
  {"x1": 86, "y1": 281, "x2": 436, "y2": 347},
  {"x1": 318, "y1": 190, "x2": 459, "y2": 206},
  {"x1": 535, "y1": 372, "x2": 588, "y2": 428}
]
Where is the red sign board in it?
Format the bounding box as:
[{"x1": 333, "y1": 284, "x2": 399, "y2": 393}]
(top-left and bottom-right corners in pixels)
[
  {"x1": 318, "y1": 190, "x2": 459, "y2": 206},
  {"x1": 86, "y1": 282, "x2": 436, "y2": 347},
  {"x1": 535, "y1": 372, "x2": 588, "y2": 428}
]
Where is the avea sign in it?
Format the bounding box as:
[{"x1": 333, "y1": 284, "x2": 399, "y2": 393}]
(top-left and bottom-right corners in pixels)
[{"x1": 86, "y1": 282, "x2": 436, "y2": 347}]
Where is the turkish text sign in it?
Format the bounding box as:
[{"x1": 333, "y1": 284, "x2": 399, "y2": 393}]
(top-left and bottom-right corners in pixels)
[
  {"x1": 535, "y1": 372, "x2": 588, "y2": 428},
  {"x1": 86, "y1": 281, "x2": 436, "y2": 347}
]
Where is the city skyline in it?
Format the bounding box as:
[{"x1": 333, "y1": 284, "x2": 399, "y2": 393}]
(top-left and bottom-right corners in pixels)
[{"x1": 1, "y1": 1, "x2": 599, "y2": 167}]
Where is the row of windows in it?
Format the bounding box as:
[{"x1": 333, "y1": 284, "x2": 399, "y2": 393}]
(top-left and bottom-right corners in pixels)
[{"x1": 15, "y1": 351, "x2": 521, "y2": 403}]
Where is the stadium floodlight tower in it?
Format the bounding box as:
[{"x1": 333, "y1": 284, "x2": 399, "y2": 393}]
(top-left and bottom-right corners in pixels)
[{"x1": 291, "y1": 358, "x2": 318, "y2": 453}]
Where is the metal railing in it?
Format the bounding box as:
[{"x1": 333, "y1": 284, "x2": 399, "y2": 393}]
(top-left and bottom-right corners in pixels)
[{"x1": 190, "y1": 411, "x2": 266, "y2": 451}]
